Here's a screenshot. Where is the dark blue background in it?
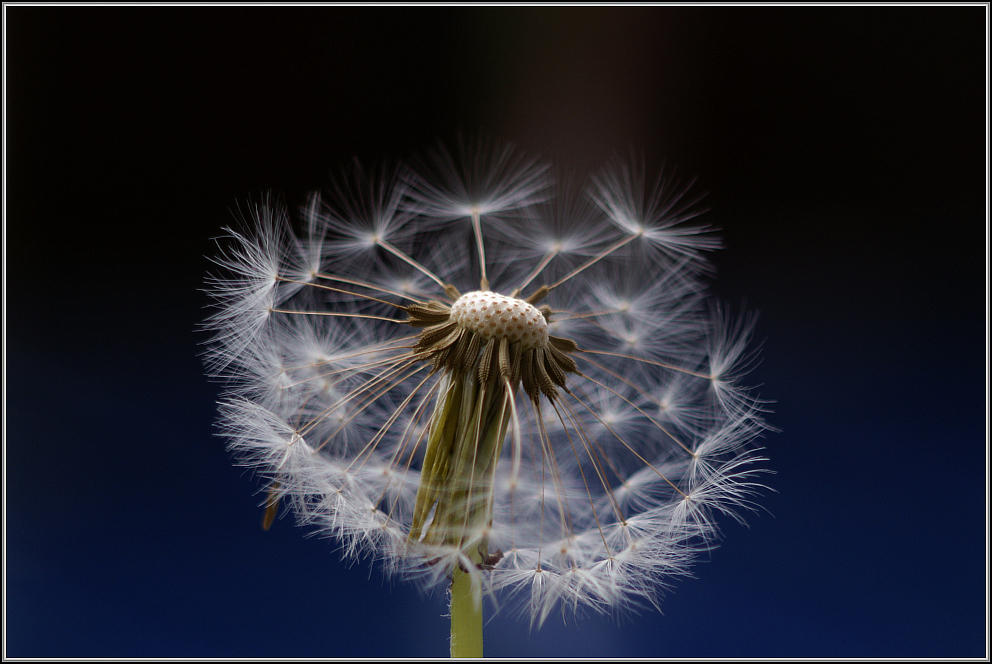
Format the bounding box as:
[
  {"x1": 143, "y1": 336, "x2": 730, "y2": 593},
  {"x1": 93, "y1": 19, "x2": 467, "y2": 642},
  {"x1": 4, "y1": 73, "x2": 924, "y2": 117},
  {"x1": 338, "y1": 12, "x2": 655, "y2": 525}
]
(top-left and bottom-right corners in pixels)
[{"x1": 6, "y1": 7, "x2": 986, "y2": 658}]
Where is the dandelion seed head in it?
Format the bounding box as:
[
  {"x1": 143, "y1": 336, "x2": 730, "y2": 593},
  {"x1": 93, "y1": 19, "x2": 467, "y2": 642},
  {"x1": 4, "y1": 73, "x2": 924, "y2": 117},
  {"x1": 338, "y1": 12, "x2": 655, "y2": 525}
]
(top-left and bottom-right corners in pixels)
[
  {"x1": 450, "y1": 291, "x2": 549, "y2": 349},
  {"x1": 202, "y1": 140, "x2": 771, "y2": 626}
]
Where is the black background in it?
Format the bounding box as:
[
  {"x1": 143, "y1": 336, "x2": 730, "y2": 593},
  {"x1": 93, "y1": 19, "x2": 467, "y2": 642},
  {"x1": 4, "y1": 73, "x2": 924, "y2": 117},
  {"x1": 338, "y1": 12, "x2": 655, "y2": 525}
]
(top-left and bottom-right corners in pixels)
[{"x1": 5, "y1": 6, "x2": 987, "y2": 658}]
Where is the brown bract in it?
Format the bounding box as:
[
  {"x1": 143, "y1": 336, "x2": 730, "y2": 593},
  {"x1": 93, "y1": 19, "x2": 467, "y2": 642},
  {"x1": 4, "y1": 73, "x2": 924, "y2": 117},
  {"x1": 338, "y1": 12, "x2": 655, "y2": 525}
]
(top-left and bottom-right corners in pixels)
[{"x1": 405, "y1": 296, "x2": 579, "y2": 402}]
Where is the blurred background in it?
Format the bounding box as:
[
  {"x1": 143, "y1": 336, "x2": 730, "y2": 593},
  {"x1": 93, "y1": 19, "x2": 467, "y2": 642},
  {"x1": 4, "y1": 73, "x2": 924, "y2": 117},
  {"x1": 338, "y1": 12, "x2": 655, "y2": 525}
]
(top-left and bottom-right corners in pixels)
[{"x1": 5, "y1": 6, "x2": 986, "y2": 658}]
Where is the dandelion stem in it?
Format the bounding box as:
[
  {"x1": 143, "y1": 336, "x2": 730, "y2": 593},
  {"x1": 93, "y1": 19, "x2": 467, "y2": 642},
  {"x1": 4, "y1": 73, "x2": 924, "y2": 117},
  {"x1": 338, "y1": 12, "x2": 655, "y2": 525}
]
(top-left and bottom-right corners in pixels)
[
  {"x1": 470, "y1": 208, "x2": 489, "y2": 291},
  {"x1": 577, "y1": 348, "x2": 713, "y2": 380},
  {"x1": 377, "y1": 239, "x2": 453, "y2": 296},
  {"x1": 512, "y1": 249, "x2": 558, "y2": 296},
  {"x1": 541, "y1": 233, "x2": 639, "y2": 294},
  {"x1": 450, "y1": 552, "x2": 483, "y2": 659},
  {"x1": 268, "y1": 308, "x2": 408, "y2": 324},
  {"x1": 313, "y1": 272, "x2": 428, "y2": 303},
  {"x1": 275, "y1": 275, "x2": 408, "y2": 310},
  {"x1": 575, "y1": 366, "x2": 696, "y2": 457}
]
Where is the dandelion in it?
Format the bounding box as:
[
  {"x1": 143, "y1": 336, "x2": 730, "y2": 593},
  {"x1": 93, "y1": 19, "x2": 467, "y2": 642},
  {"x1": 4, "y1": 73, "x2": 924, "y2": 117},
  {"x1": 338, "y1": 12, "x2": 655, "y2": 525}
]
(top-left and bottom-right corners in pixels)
[{"x1": 203, "y1": 140, "x2": 770, "y2": 657}]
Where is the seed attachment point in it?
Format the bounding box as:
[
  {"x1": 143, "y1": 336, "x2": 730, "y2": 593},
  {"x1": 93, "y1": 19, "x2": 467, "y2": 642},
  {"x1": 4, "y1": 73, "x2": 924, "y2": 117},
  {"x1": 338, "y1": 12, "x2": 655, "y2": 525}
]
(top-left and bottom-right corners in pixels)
[{"x1": 450, "y1": 291, "x2": 549, "y2": 350}]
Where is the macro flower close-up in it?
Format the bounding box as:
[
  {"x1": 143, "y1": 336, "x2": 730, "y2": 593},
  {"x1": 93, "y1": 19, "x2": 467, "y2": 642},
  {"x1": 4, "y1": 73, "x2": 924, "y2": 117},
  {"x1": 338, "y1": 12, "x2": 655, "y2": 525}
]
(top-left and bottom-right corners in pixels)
[
  {"x1": 7, "y1": 6, "x2": 984, "y2": 661},
  {"x1": 203, "y1": 142, "x2": 770, "y2": 655}
]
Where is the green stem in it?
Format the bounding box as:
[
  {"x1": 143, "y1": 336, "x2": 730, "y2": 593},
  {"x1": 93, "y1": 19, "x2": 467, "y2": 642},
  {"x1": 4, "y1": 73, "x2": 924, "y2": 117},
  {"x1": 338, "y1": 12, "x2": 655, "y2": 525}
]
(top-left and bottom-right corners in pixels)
[{"x1": 450, "y1": 560, "x2": 483, "y2": 658}]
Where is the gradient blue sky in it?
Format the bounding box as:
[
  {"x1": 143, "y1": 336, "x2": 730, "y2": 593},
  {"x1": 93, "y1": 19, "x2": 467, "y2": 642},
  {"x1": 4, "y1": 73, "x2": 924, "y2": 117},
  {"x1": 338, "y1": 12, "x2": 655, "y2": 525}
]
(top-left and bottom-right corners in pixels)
[{"x1": 5, "y1": 6, "x2": 987, "y2": 658}]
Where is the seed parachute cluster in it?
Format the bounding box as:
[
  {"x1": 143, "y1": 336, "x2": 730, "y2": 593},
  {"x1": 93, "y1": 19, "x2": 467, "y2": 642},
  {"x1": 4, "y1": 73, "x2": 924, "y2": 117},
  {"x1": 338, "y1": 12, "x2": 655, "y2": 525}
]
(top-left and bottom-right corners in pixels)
[{"x1": 204, "y1": 140, "x2": 770, "y2": 625}]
